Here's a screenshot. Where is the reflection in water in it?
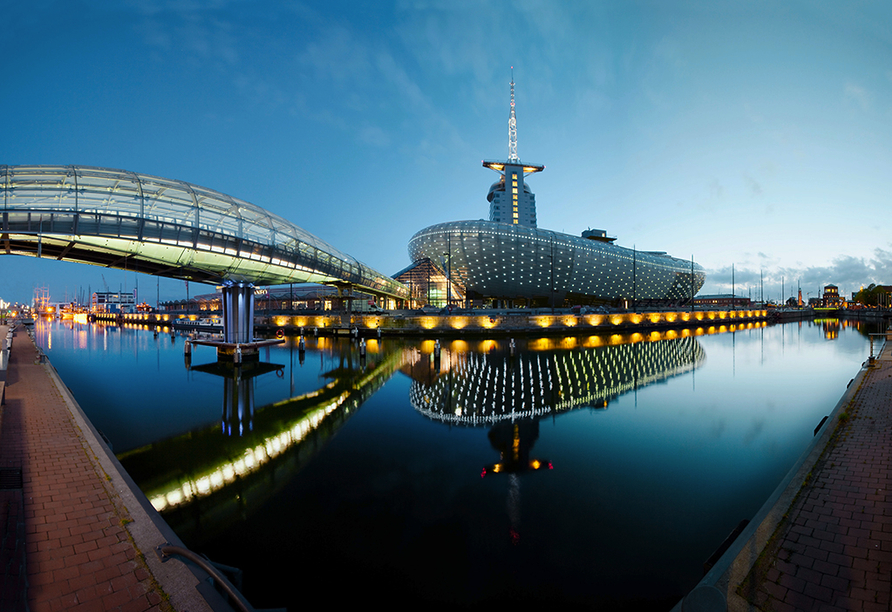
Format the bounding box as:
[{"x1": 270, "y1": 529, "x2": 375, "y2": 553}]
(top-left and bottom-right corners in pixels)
[
  {"x1": 121, "y1": 334, "x2": 706, "y2": 541},
  {"x1": 34, "y1": 318, "x2": 881, "y2": 608},
  {"x1": 187, "y1": 360, "x2": 284, "y2": 436},
  {"x1": 408, "y1": 336, "x2": 706, "y2": 423},
  {"x1": 119, "y1": 344, "x2": 413, "y2": 541},
  {"x1": 404, "y1": 336, "x2": 705, "y2": 543}
]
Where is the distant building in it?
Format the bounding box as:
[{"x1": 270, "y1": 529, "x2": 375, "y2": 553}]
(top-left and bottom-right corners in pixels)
[
  {"x1": 692, "y1": 294, "x2": 751, "y2": 308},
  {"x1": 161, "y1": 284, "x2": 392, "y2": 314},
  {"x1": 822, "y1": 285, "x2": 841, "y2": 308},
  {"x1": 91, "y1": 291, "x2": 136, "y2": 314}
]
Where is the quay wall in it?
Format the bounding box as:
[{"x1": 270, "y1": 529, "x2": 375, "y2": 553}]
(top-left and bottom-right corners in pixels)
[{"x1": 98, "y1": 309, "x2": 769, "y2": 336}]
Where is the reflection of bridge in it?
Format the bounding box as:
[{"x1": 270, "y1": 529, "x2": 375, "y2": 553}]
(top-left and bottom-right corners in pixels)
[
  {"x1": 1, "y1": 165, "x2": 408, "y2": 342},
  {"x1": 118, "y1": 340, "x2": 414, "y2": 543},
  {"x1": 408, "y1": 336, "x2": 706, "y2": 425}
]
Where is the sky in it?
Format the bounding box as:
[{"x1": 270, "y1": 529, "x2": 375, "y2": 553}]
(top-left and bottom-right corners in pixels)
[{"x1": 2, "y1": 0, "x2": 891, "y2": 306}]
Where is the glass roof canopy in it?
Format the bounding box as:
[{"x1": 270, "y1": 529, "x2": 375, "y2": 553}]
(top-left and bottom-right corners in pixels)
[{"x1": 0, "y1": 165, "x2": 408, "y2": 299}]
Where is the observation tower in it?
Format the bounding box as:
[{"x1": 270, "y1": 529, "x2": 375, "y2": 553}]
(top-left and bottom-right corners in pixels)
[{"x1": 483, "y1": 69, "x2": 544, "y2": 228}]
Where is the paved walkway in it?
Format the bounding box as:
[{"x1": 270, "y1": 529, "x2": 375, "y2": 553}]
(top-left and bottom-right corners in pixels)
[
  {"x1": 737, "y1": 341, "x2": 892, "y2": 612},
  {"x1": 0, "y1": 325, "x2": 214, "y2": 612},
  {"x1": 684, "y1": 338, "x2": 892, "y2": 611}
]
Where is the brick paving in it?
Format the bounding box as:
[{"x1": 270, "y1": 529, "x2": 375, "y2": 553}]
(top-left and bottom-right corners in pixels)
[
  {"x1": 0, "y1": 325, "x2": 170, "y2": 612},
  {"x1": 737, "y1": 343, "x2": 892, "y2": 611}
]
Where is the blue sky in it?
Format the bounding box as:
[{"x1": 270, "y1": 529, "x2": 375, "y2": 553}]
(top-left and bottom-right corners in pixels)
[{"x1": 2, "y1": 0, "x2": 891, "y2": 306}]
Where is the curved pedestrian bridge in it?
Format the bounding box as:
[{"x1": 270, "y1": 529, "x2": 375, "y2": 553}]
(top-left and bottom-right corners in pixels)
[{"x1": 0, "y1": 165, "x2": 407, "y2": 300}]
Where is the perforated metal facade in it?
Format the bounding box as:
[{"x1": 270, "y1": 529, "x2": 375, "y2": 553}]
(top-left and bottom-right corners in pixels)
[{"x1": 408, "y1": 220, "x2": 705, "y2": 304}]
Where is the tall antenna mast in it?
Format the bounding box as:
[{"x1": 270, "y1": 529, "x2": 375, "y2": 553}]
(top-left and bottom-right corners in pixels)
[{"x1": 508, "y1": 66, "x2": 519, "y2": 162}]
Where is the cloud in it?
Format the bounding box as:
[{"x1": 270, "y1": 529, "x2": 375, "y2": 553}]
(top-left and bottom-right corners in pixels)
[
  {"x1": 844, "y1": 82, "x2": 870, "y2": 111},
  {"x1": 742, "y1": 173, "x2": 763, "y2": 197},
  {"x1": 701, "y1": 249, "x2": 892, "y2": 300},
  {"x1": 358, "y1": 124, "x2": 391, "y2": 148}
]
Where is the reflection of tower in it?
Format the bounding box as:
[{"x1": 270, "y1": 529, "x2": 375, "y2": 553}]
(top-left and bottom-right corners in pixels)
[
  {"x1": 482, "y1": 420, "x2": 549, "y2": 476},
  {"x1": 187, "y1": 360, "x2": 283, "y2": 436},
  {"x1": 484, "y1": 70, "x2": 544, "y2": 228},
  {"x1": 222, "y1": 370, "x2": 254, "y2": 436},
  {"x1": 481, "y1": 419, "x2": 552, "y2": 544}
]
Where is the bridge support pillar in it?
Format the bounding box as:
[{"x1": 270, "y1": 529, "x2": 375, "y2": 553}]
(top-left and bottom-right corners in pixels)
[{"x1": 221, "y1": 281, "x2": 254, "y2": 344}]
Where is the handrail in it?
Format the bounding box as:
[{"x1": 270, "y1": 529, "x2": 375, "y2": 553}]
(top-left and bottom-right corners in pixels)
[{"x1": 156, "y1": 543, "x2": 253, "y2": 612}]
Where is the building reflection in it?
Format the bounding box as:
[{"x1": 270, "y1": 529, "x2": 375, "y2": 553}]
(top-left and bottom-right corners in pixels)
[
  {"x1": 119, "y1": 332, "x2": 707, "y2": 546},
  {"x1": 406, "y1": 336, "x2": 706, "y2": 424},
  {"x1": 403, "y1": 335, "x2": 706, "y2": 542}
]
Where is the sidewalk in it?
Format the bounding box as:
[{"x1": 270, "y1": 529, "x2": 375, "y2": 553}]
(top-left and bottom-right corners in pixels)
[
  {"x1": 0, "y1": 325, "x2": 216, "y2": 612},
  {"x1": 681, "y1": 337, "x2": 892, "y2": 611}
]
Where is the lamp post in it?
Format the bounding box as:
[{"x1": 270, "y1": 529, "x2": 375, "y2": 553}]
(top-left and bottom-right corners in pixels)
[
  {"x1": 550, "y1": 232, "x2": 555, "y2": 313},
  {"x1": 691, "y1": 255, "x2": 695, "y2": 312}
]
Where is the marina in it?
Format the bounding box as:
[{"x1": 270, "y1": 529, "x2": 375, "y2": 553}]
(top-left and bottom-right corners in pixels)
[{"x1": 26, "y1": 315, "x2": 881, "y2": 609}]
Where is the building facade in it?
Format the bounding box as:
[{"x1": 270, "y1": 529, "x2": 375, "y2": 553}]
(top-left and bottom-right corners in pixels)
[{"x1": 91, "y1": 291, "x2": 136, "y2": 314}]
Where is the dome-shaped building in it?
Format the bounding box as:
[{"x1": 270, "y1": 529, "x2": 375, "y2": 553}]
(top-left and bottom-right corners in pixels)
[{"x1": 402, "y1": 76, "x2": 705, "y2": 308}]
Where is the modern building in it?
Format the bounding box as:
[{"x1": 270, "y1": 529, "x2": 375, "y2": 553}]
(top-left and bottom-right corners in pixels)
[
  {"x1": 403, "y1": 77, "x2": 705, "y2": 308},
  {"x1": 92, "y1": 291, "x2": 136, "y2": 314}
]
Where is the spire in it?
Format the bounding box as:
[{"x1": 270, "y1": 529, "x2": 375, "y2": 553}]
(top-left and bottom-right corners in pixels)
[{"x1": 508, "y1": 67, "x2": 519, "y2": 162}]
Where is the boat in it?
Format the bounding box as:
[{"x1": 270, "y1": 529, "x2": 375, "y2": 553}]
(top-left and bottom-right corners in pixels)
[{"x1": 172, "y1": 316, "x2": 223, "y2": 332}]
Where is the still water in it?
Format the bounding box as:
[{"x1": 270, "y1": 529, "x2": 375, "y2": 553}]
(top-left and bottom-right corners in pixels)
[{"x1": 34, "y1": 318, "x2": 876, "y2": 609}]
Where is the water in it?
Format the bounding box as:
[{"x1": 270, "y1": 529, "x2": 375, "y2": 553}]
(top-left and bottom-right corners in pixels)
[{"x1": 33, "y1": 317, "x2": 877, "y2": 609}]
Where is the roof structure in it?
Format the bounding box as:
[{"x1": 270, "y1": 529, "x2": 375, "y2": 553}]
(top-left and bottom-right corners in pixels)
[{"x1": 0, "y1": 165, "x2": 408, "y2": 299}]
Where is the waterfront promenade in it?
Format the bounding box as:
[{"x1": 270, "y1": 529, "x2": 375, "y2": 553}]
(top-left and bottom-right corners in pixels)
[
  {"x1": 0, "y1": 325, "x2": 219, "y2": 612},
  {"x1": 680, "y1": 336, "x2": 892, "y2": 611}
]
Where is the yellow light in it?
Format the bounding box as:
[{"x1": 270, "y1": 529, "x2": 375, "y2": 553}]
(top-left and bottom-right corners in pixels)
[
  {"x1": 448, "y1": 316, "x2": 469, "y2": 330},
  {"x1": 528, "y1": 338, "x2": 554, "y2": 351},
  {"x1": 479, "y1": 316, "x2": 497, "y2": 329},
  {"x1": 451, "y1": 340, "x2": 469, "y2": 352}
]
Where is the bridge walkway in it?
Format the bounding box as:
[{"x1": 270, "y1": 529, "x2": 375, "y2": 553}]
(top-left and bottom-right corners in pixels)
[{"x1": 0, "y1": 325, "x2": 217, "y2": 612}]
